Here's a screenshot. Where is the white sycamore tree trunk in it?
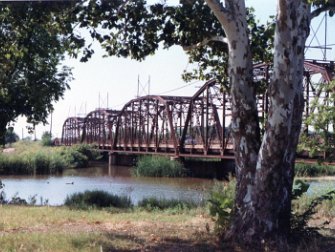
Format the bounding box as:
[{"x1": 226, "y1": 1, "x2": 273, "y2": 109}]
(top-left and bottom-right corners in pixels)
[
  {"x1": 205, "y1": 0, "x2": 311, "y2": 246},
  {"x1": 205, "y1": 0, "x2": 261, "y2": 232}
]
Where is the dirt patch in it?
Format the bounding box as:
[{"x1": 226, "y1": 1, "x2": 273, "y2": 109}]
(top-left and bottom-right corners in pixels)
[{"x1": 2, "y1": 148, "x2": 15, "y2": 153}]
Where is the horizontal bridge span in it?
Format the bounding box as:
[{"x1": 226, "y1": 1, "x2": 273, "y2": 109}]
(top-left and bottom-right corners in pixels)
[{"x1": 61, "y1": 60, "x2": 335, "y2": 159}]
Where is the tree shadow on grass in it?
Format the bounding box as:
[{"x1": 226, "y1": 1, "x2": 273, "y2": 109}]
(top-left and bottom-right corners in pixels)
[
  {"x1": 100, "y1": 232, "x2": 221, "y2": 252},
  {"x1": 96, "y1": 230, "x2": 335, "y2": 252}
]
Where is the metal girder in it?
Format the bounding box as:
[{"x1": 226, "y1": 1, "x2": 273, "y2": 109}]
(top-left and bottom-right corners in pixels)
[
  {"x1": 61, "y1": 117, "x2": 84, "y2": 145},
  {"x1": 113, "y1": 95, "x2": 192, "y2": 155},
  {"x1": 81, "y1": 109, "x2": 119, "y2": 148},
  {"x1": 180, "y1": 79, "x2": 232, "y2": 157}
]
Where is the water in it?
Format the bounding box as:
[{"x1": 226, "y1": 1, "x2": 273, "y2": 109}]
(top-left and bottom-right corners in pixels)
[
  {"x1": 306, "y1": 178, "x2": 335, "y2": 195},
  {"x1": 0, "y1": 165, "x2": 214, "y2": 206}
]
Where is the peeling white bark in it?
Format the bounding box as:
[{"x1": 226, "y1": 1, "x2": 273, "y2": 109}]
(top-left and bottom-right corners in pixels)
[
  {"x1": 205, "y1": 0, "x2": 313, "y2": 246},
  {"x1": 251, "y1": 0, "x2": 311, "y2": 241}
]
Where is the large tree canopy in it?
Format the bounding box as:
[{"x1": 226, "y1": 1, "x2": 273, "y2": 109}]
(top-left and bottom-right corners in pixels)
[{"x1": 0, "y1": 1, "x2": 81, "y2": 146}]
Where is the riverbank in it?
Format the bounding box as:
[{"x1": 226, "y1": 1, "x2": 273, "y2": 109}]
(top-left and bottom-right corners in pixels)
[
  {"x1": 0, "y1": 205, "x2": 217, "y2": 251},
  {"x1": 0, "y1": 141, "x2": 100, "y2": 175},
  {"x1": 0, "y1": 204, "x2": 334, "y2": 251}
]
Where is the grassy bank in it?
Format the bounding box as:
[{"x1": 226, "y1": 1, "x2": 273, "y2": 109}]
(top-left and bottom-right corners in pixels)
[
  {"x1": 0, "y1": 141, "x2": 100, "y2": 175},
  {"x1": 0, "y1": 205, "x2": 216, "y2": 252},
  {"x1": 295, "y1": 162, "x2": 335, "y2": 177},
  {"x1": 0, "y1": 194, "x2": 334, "y2": 251},
  {"x1": 0, "y1": 179, "x2": 335, "y2": 251}
]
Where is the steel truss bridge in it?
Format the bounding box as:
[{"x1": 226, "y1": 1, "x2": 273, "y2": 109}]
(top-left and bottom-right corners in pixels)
[{"x1": 61, "y1": 60, "x2": 335, "y2": 159}]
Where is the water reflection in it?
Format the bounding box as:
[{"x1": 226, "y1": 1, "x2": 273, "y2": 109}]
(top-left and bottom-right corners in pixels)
[{"x1": 0, "y1": 165, "x2": 214, "y2": 206}]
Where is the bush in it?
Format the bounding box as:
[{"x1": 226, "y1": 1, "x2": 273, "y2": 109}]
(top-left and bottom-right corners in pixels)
[
  {"x1": 137, "y1": 197, "x2": 198, "y2": 212},
  {"x1": 73, "y1": 144, "x2": 101, "y2": 161},
  {"x1": 41, "y1": 131, "x2": 52, "y2": 146},
  {"x1": 49, "y1": 154, "x2": 66, "y2": 173},
  {"x1": 64, "y1": 190, "x2": 133, "y2": 209},
  {"x1": 59, "y1": 144, "x2": 101, "y2": 168},
  {"x1": 207, "y1": 179, "x2": 235, "y2": 233},
  {"x1": 61, "y1": 148, "x2": 89, "y2": 168},
  {"x1": 134, "y1": 156, "x2": 186, "y2": 177}
]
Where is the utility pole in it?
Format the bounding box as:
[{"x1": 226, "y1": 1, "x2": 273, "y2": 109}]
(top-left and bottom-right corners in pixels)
[
  {"x1": 49, "y1": 112, "x2": 53, "y2": 137},
  {"x1": 137, "y1": 75, "x2": 140, "y2": 98},
  {"x1": 324, "y1": 12, "x2": 327, "y2": 60},
  {"x1": 148, "y1": 75, "x2": 151, "y2": 95}
]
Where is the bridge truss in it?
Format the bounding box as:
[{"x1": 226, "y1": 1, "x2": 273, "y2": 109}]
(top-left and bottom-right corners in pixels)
[{"x1": 61, "y1": 60, "x2": 335, "y2": 159}]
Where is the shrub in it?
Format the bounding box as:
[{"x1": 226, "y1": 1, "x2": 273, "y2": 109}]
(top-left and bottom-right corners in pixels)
[
  {"x1": 41, "y1": 131, "x2": 52, "y2": 146},
  {"x1": 207, "y1": 179, "x2": 235, "y2": 233},
  {"x1": 49, "y1": 154, "x2": 66, "y2": 174},
  {"x1": 59, "y1": 144, "x2": 101, "y2": 168},
  {"x1": 137, "y1": 197, "x2": 198, "y2": 212},
  {"x1": 64, "y1": 190, "x2": 133, "y2": 209},
  {"x1": 72, "y1": 144, "x2": 101, "y2": 161},
  {"x1": 61, "y1": 149, "x2": 89, "y2": 168},
  {"x1": 134, "y1": 156, "x2": 186, "y2": 177}
]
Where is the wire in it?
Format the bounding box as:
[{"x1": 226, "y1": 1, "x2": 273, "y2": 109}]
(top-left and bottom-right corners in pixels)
[{"x1": 157, "y1": 80, "x2": 201, "y2": 95}]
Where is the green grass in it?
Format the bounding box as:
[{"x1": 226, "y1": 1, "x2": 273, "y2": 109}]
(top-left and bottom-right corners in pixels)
[
  {"x1": 137, "y1": 197, "x2": 200, "y2": 212},
  {"x1": 295, "y1": 162, "x2": 335, "y2": 177},
  {"x1": 133, "y1": 155, "x2": 186, "y2": 177},
  {"x1": 0, "y1": 205, "x2": 214, "y2": 251},
  {"x1": 292, "y1": 182, "x2": 335, "y2": 219}
]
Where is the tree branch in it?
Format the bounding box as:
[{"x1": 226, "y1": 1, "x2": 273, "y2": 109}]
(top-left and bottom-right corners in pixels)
[
  {"x1": 311, "y1": 3, "x2": 335, "y2": 19},
  {"x1": 205, "y1": 0, "x2": 231, "y2": 26},
  {"x1": 182, "y1": 35, "x2": 228, "y2": 51}
]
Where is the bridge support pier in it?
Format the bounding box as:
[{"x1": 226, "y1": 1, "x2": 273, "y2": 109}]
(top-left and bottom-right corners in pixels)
[{"x1": 108, "y1": 152, "x2": 118, "y2": 167}]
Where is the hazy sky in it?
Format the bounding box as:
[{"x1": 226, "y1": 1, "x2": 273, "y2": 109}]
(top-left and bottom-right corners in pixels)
[{"x1": 13, "y1": 1, "x2": 334, "y2": 140}]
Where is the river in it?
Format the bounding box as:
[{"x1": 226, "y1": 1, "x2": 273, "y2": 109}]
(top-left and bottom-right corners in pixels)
[
  {"x1": 1, "y1": 165, "x2": 334, "y2": 206},
  {"x1": 0, "y1": 165, "x2": 215, "y2": 206}
]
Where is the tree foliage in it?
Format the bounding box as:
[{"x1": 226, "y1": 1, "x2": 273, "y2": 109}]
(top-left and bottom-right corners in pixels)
[
  {"x1": 0, "y1": 1, "x2": 81, "y2": 146},
  {"x1": 77, "y1": 0, "x2": 274, "y2": 86},
  {"x1": 299, "y1": 81, "x2": 335, "y2": 159}
]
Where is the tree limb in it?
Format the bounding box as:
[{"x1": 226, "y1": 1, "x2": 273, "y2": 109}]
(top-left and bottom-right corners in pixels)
[
  {"x1": 205, "y1": 0, "x2": 231, "y2": 26},
  {"x1": 182, "y1": 35, "x2": 228, "y2": 51},
  {"x1": 311, "y1": 3, "x2": 335, "y2": 19}
]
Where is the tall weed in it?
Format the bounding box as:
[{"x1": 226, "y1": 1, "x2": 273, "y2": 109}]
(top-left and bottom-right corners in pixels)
[
  {"x1": 64, "y1": 190, "x2": 133, "y2": 209},
  {"x1": 134, "y1": 156, "x2": 185, "y2": 177},
  {"x1": 137, "y1": 197, "x2": 199, "y2": 212},
  {"x1": 295, "y1": 163, "x2": 335, "y2": 177}
]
